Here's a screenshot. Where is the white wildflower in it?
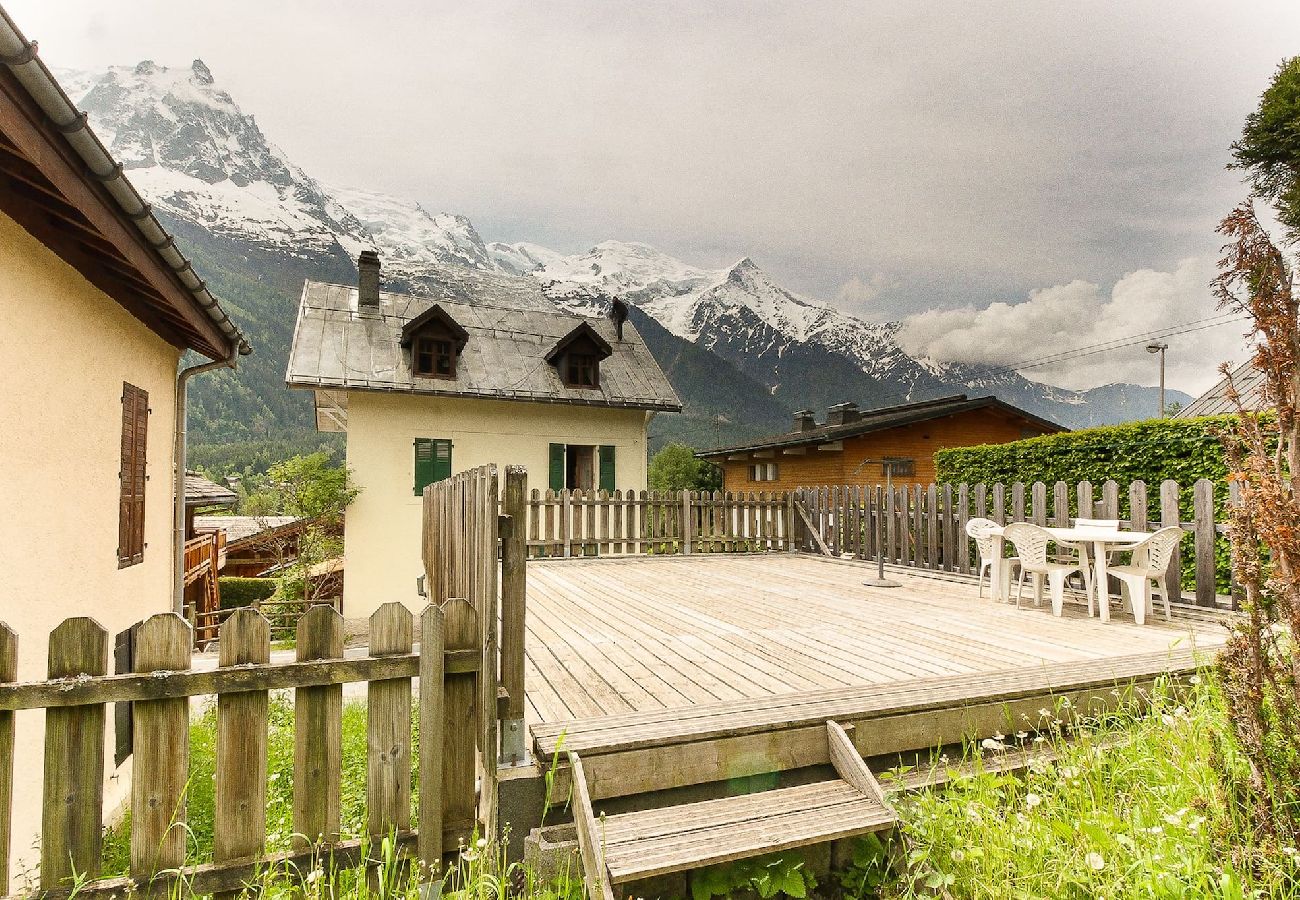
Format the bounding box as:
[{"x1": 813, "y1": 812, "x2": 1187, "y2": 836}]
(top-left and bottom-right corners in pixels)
[
  {"x1": 1086, "y1": 851, "x2": 1105, "y2": 871},
  {"x1": 1025, "y1": 793, "x2": 1042, "y2": 809}
]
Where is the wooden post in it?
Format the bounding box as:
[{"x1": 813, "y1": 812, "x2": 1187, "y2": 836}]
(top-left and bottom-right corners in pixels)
[
  {"x1": 1101, "y1": 480, "x2": 1120, "y2": 522},
  {"x1": 562, "y1": 490, "x2": 572, "y2": 559},
  {"x1": 1194, "y1": 479, "x2": 1216, "y2": 607},
  {"x1": 1011, "y1": 482, "x2": 1026, "y2": 523},
  {"x1": 293, "y1": 605, "x2": 344, "y2": 850},
  {"x1": 1031, "y1": 482, "x2": 1047, "y2": 526},
  {"x1": 441, "y1": 598, "x2": 480, "y2": 846},
  {"x1": 956, "y1": 483, "x2": 970, "y2": 573},
  {"x1": 926, "y1": 484, "x2": 939, "y2": 569},
  {"x1": 500, "y1": 466, "x2": 527, "y2": 764},
  {"x1": 1077, "y1": 481, "x2": 1093, "y2": 524},
  {"x1": 681, "y1": 491, "x2": 693, "y2": 555},
  {"x1": 131, "y1": 614, "x2": 191, "y2": 884},
  {"x1": 214, "y1": 609, "x2": 270, "y2": 900},
  {"x1": 1160, "y1": 481, "x2": 1182, "y2": 603},
  {"x1": 0, "y1": 623, "x2": 13, "y2": 897},
  {"x1": 1129, "y1": 481, "x2": 1148, "y2": 532},
  {"x1": 941, "y1": 484, "x2": 955, "y2": 572},
  {"x1": 368, "y1": 603, "x2": 414, "y2": 843},
  {"x1": 41, "y1": 617, "x2": 108, "y2": 892},
  {"x1": 418, "y1": 604, "x2": 446, "y2": 871},
  {"x1": 991, "y1": 483, "x2": 1005, "y2": 525}
]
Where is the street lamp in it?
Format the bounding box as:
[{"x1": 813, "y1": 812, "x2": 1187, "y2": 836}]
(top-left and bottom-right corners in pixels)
[
  {"x1": 850, "y1": 457, "x2": 902, "y2": 588},
  {"x1": 1146, "y1": 341, "x2": 1169, "y2": 417}
]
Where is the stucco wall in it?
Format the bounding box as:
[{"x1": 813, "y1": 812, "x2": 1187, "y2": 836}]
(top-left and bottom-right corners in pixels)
[
  {"x1": 342, "y1": 391, "x2": 650, "y2": 618},
  {"x1": 0, "y1": 210, "x2": 180, "y2": 881}
]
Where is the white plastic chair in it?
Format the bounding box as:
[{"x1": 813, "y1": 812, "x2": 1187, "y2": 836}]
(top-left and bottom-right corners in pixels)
[
  {"x1": 966, "y1": 517, "x2": 1017, "y2": 599},
  {"x1": 1108, "y1": 526, "x2": 1183, "y2": 624},
  {"x1": 1003, "y1": 523, "x2": 1086, "y2": 616}
]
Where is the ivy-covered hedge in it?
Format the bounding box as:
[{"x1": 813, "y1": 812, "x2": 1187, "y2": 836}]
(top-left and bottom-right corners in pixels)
[
  {"x1": 934, "y1": 416, "x2": 1234, "y2": 490},
  {"x1": 218, "y1": 576, "x2": 279, "y2": 609}
]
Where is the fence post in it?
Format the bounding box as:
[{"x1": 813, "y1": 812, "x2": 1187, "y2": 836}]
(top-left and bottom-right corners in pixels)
[
  {"x1": 1101, "y1": 480, "x2": 1120, "y2": 522},
  {"x1": 294, "y1": 606, "x2": 343, "y2": 849},
  {"x1": 131, "y1": 614, "x2": 192, "y2": 882},
  {"x1": 1160, "y1": 481, "x2": 1182, "y2": 602},
  {"x1": 0, "y1": 624, "x2": 12, "y2": 897},
  {"x1": 1194, "y1": 479, "x2": 1216, "y2": 607},
  {"x1": 214, "y1": 609, "x2": 270, "y2": 900},
  {"x1": 418, "y1": 604, "x2": 446, "y2": 869},
  {"x1": 1129, "y1": 481, "x2": 1148, "y2": 532},
  {"x1": 956, "y1": 483, "x2": 970, "y2": 573},
  {"x1": 682, "y1": 491, "x2": 693, "y2": 555},
  {"x1": 442, "y1": 597, "x2": 480, "y2": 848},
  {"x1": 500, "y1": 466, "x2": 528, "y2": 765},
  {"x1": 1031, "y1": 482, "x2": 1047, "y2": 526},
  {"x1": 367, "y1": 603, "x2": 414, "y2": 847},
  {"x1": 1011, "y1": 482, "x2": 1026, "y2": 522},
  {"x1": 561, "y1": 490, "x2": 572, "y2": 558},
  {"x1": 41, "y1": 617, "x2": 108, "y2": 892}
]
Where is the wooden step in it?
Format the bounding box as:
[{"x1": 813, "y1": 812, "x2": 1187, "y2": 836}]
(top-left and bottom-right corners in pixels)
[
  {"x1": 600, "y1": 778, "x2": 895, "y2": 883},
  {"x1": 568, "y1": 720, "x2": 899, "y2": 899}
]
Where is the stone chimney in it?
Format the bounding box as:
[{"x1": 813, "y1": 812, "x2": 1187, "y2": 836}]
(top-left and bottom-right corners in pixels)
[
  {"x1": 357, "y1": 250, "x2": 381, "y2": 314},
  {"x1": 827, "y1": 401, "x2": 860, "y2": 426},
  {"x1": 609, "y1": 297, "x2": 629, "y2": 341},
  {"x1": 793, "y1": 410, "x2": 817, "y2": 432}
]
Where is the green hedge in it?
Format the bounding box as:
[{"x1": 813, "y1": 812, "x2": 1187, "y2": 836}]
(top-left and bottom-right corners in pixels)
[
  {"x1": 934, "y1": 416, "x2": 1234, "y2": 490},
  {"x1": 218, "y1": 576, "x2": 279, "y2": 609}
]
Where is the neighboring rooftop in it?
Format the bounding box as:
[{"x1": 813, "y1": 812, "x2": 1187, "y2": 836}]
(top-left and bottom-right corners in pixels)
[
  {"x1": 193, "y1": 515, "x2": 299, "y2": 546},
  {"x1": 183, "y1": 472, "x2": 238, "y2": 508},
  {"x1": 286, "y1": 278, "x2": 682, "y2": 430},
  {"x1": 0, "y1": 9, "x2": 249, "y2": 358},
  {"x1": 698, "y1": 395, "x2": 1066, "y2": 457},
  {"x1": 1177, "y1": 358, "x2": 1264, "y2": 418}
]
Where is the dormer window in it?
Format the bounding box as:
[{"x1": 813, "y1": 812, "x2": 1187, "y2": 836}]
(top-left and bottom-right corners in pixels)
[
  {"x1": 545, "y1": 321, "x2": 614, "y2": 391},
  {"x1": 566, "y1": 352, "x2": 599, "y2": 388},
  {"x1": 415, "y1": 336, "x2": 456, "y2": 378},
  {"x1": 400, "y1": 303, "x2": 469, "y2": 380}
]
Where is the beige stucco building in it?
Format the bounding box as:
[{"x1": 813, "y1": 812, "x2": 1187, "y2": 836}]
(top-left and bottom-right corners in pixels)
[
  {"x1": 287, "y1": 254, "x2": 680, "y2": 618},
  {"x1": 0, "y1": 20, "x2": 248, "y2": 883}
]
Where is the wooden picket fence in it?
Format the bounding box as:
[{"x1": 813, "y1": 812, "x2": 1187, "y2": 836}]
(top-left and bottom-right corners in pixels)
[
  {"x1": 526, "y1": 489, "x2": 794, "y2": 558},
  {"x1": 795, "y1": 478, "x2": 1234, "y2": 608},
  {"x1": 0, "y1": 464, "x2": 510, "y2": 898}
]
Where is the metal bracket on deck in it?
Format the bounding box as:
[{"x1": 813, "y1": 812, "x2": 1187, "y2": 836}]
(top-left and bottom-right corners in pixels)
[{"x1": 499, "y1": 716, "x2": 529, "y2": 767}]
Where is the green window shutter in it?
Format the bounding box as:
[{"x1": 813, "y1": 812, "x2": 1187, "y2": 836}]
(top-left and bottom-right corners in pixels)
[
  {"x1": 549, "y1": 443, "x2": 566, "y2": 491},
  {"x1": 415, "y1": 438, "x2": 454, "y2": 495},
  {"x1": 598, "y1": 445, "x2": 616, "y2": 492},
  {"x1": 433, "y1": 439, "x2": 453, "y2": 481}
]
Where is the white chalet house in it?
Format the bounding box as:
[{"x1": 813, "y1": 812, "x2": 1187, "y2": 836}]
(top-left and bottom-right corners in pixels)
[{"x1": 286, "y1": 253, "x2": 681, "y2": 617}]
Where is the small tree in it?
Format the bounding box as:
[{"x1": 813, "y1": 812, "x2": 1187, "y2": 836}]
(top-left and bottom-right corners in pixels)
[
  {"x1": 241, "y1": 452, "x2": 359, "y2": 610},
  {"x1": 649, "y1": 442, "x2": 723, "y2": 492}
]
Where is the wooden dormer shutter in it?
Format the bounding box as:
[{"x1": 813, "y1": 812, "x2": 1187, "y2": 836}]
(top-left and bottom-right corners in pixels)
[{"x1": 118, "y1": 383, "x2": 149, "y2": 567}]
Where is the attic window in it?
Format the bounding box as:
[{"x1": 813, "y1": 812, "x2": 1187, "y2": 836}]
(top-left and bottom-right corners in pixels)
[
  {"x1": 415, "y1": 336, "x2": 456, "y2": 379},
  {"x1": 546, "y1": 322, "x2": 614, "y2": 391},
  {"x1": 400, "y1": 303, "x2": 468, "y2": 380},
  {"x1": 565, "y1": 353, "x2": 600, "y2": 388}
]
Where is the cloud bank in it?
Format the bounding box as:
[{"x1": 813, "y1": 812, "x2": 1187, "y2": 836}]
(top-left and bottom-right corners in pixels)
[{"x1": 896, "y1": 257, "x2": 1250, "y2": 394}]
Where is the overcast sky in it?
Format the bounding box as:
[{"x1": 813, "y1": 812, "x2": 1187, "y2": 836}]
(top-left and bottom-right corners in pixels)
[{"x1": 9, "y1": 0, "x2": 1299, "y2": 393}]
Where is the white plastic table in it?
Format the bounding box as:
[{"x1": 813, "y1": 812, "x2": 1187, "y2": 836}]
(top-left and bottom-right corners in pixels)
[{"x1": 988, "y1": 525, "x2": 1154, "y2": 622}]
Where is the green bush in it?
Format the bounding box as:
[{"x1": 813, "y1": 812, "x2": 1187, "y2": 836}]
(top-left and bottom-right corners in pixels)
[
  {"x1": 934, "y1": 416, "x2": 1234, "y2": 491},
  {"x1": 218, "y1": 576, "x2": 279, "y2": 609}
]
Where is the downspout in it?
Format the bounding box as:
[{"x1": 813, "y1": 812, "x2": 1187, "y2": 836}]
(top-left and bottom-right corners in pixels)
[{"x1": 174, "y1": 348, "x2": 239, "y2": 615}]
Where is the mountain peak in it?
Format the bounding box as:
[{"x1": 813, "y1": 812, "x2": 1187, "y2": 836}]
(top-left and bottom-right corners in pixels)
[{"x1": 191, "y1": 58, "x2": 214, "y2": 85}]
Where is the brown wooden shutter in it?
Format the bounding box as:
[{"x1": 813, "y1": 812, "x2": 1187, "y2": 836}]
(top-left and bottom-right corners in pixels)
[{"x1": 118, "y1": 383, "x2": 148, "y2": 567}]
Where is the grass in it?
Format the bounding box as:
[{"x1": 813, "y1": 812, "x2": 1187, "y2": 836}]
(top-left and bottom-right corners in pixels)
[
  {"x1": 879, "y1": 674, "x2": 1300, "y2": 899},
  {"x1": 92, "y1": 674, "x2": 1300, "y2": 899}
]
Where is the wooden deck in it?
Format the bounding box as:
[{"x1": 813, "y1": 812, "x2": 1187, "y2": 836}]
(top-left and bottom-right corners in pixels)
[{"x1": 523, "y1": 553, "x2": 1226, "y2": 730}]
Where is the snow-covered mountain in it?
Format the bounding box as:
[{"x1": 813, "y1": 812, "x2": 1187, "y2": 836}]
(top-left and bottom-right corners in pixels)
[{"x1": 55, "y1": 58, "x2": 1182, "y2": 440}]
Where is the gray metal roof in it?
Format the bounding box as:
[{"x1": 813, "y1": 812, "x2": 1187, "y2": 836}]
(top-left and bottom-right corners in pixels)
[
  {"x1": 1177, "y1": 358, "x2": 1264, "y2": 417},
  {"x1": 286, "y1": 279, "x2": 682, "y2": 414}
]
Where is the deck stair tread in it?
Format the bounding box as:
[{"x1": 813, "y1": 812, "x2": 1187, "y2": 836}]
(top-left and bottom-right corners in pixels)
[
  {"x1": 599, "y1": 779, "x2": 895, "y2": 883},
  {"x1": 533, "y1": 647, "x2": 1205, "y2": 758},
  {"x1": 568, "y1": 720, "x2": 898, "y2": 899}
]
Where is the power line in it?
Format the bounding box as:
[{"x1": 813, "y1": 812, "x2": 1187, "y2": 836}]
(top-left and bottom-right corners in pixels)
[{"x1": 953, "y1": 312, "x2": 1249, "y2": 381}]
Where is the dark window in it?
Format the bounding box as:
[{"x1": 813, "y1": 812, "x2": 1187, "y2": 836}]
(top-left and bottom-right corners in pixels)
[
  {"x1": 750, "y1": 462, "x2": 778, "y2": 482},
  {"x1": 883, "y1": 458, "x2": 915, "y2": 478},
  {"x1": 414, "y1": 438, "x2": 453, "y2": 495},
  {"x1": 118, "y1": 383, "x2": 148, "y2": 567},
  {"x1": 565, "y1": 353, "x2": 599, "y2": 388},
  {"x1": 414, "y1": 336, "x2": 456, "y2": 378}
]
